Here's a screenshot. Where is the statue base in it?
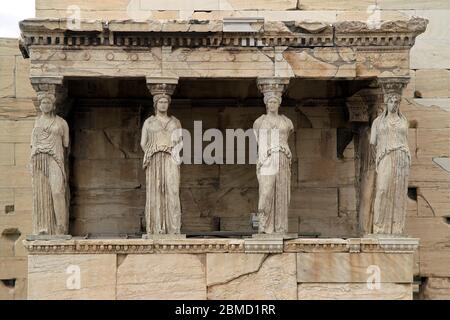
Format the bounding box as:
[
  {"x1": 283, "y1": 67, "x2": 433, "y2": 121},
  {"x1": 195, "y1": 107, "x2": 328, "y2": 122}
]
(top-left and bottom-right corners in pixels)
[
  {"x1": 26, "y1": 234, "x2": 72, "y2": 241},
  {"x1": 252, "y1": 233, "x2": 298, "y2": 240},
  {"x1": 364, "y1": 233, "x2": 411, "y2": 238},
  {"x1": 142, "y1": 234, "x2": 187, "y2": 240}
]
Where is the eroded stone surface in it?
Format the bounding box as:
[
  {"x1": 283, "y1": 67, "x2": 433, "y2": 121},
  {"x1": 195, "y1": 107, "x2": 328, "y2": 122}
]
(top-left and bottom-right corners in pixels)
[
  {"x1": 297, "y1": 252, "x2": 414, "y2": 283},
  {"x1": 420, "y1": 277, "x2": 450, "y2": 299},
  {"x1": 116, "y1": 254, "x2": 206, "y2": 299},
  {"x1": 207, "y1": 253, "x2": 266, "y2": 286},
  {"x1": 298, "y1": 283, "x2": 412, "y2": 300},
  {"x1": 28, "y1": 254, "x2": 116, "y2": 300},
  {"x1": 207, "y1": 253, "x2": 297, "y2": 299}
]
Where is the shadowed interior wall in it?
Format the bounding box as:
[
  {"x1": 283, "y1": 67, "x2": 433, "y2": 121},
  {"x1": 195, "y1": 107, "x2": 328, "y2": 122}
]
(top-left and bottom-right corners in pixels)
[{"x1": 68, "y1": 79, "x2": 362, "y2": 237}]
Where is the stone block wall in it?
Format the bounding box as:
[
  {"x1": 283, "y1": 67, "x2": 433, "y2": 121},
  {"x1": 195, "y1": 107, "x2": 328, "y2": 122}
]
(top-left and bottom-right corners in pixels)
[
  {"x1": 69, "y1": 102, "x2": 145, "y2": 236},
  {"x1": 66, "y1": 78, "x2": 358, "y2": 238},
  {"x1": 0, "y1": 38, "x2": 36, "y2": 299},
  {"x1": 24, "y1": 238, "x2": 417, "y2": 300}
]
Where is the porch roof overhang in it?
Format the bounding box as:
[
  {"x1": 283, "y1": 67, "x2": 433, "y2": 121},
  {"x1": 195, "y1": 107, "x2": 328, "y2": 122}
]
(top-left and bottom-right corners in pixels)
[{"x1": 19, "y1": 17, "x2": 427, "y2": 80}]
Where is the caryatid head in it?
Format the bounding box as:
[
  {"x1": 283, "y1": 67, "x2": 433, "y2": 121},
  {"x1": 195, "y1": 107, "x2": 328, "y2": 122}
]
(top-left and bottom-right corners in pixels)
[
  {"x1": 263, "y1": 92, "x2": 282, "y2": 114},
  {"x1": 379, "y1": 78, "x2": 408, "y2": 116},
  {"x1": 37, "y1": 92, "x2": 56, "y2": 115},
  {"x1": 385, "y1": 92, "x2": 401, "y2": 114},
  {"x1": 153, "y1": 94, "x2": 171, "y2": 114}
]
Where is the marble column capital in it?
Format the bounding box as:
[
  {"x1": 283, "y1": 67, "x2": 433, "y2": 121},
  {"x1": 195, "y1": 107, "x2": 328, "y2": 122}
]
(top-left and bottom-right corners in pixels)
[
  {"x1": 377, "y1": 77, "x2": 409, "y2": 98},
  {"x1": 30, "y1": 76, "x2": 68, "y2": 114},
  {"x1": 256, "y1": 77, "x2": 290, "y2": 96},
  {"x1": 30, "y1": 76, "x2": 64, "y2": 95},
  {"x1": 145, "y1": 76, "x2": 179, "y2": 96}
]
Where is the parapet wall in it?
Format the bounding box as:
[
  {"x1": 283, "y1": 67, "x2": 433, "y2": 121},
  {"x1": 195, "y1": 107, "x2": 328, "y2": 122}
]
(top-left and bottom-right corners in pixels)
[{"x1": 24, "y1": 237, "x2": 418, "y2": 300}]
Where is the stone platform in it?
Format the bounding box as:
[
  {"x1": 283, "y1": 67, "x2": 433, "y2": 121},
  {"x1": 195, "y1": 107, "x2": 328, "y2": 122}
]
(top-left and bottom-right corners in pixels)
[{"x1": 23, "y1": 237, "x2": 419, "y2": 300}]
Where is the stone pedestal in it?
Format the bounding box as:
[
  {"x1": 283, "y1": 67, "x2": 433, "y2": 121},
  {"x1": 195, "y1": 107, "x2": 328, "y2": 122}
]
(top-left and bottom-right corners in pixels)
[
  {"x1": 252, "y1": 233, "x2": 298, "y2": 240},
  {"x1": 23, "y1": 237, "x2": 418, "y2": 300},
  {"x1": 142, "y1": 234, "x2": 186, "y2": 240},
  {"x1": 26, "y1": 235, "x2": 72, "y2": 241}
]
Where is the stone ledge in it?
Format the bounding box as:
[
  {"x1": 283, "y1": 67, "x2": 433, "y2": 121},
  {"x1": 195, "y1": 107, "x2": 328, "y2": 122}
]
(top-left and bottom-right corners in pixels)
[
  {"x1": 245, "y1": 238, "x2": 284, "y2": 253},
  {"x1": 22, "y1": 237, "x2": 419, "y2": 255},
  {"x1": 285, "y1": 237, "x2": 419, "y2": 253}
]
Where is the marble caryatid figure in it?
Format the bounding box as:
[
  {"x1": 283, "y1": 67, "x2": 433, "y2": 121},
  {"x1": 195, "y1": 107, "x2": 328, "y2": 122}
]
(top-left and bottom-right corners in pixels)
[
  {"x1": 254, "y1": 78, "x2": 293, "y2": 234},
  {"x1": 370, "y1": 79, "x2": 410, "y2": 235},
  {"x1": 141, "y1": 82, "x2": 182, "y2": 235},
  {"x1": 31, "y1": 91, "x2": 70, "y2": 235}
]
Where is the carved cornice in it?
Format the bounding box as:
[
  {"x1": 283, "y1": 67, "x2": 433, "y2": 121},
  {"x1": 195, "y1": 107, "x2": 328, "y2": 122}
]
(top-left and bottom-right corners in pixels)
[
  {"x1": 335, "y1": 18, "x2": 428, "y2": 46},
  {"x1": 284, "y1": 237, "x2": 419, "y2": 253},
  {"x1": 22, "y1": 239, "x2": 245, "y2": 255},
  {"x1": 22, "y1": 237, "x2": 419, "y2": 255},
  {"x1": 19, "y1": 17, "x2": 428, "y2": 58},
  {"x1": 335, "y1": 18, "x2": 428, "y2": 34},
  {"x1": 376, "y1": 237, "x2": 420, "y2": 253},
  {"x1": 244, "y1": 238, "x2": 284, "y2": 253}
]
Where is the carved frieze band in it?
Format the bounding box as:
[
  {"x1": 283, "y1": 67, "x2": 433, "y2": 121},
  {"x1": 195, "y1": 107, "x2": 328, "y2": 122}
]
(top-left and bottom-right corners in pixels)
[
  {"x1": 334, "y1": 18, "x2": 428, "y2": 47},
  {"x1": 22, "y1": 238, "x2": 419, "y2": 255}
]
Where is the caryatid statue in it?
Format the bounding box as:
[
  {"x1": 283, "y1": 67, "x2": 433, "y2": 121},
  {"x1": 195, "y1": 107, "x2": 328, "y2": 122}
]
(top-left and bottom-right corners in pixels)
[
  {"x1": 31, "y1": 82, "x2": 70, "y2": 235},
  {"x1": 141, "y1": 78, "x2": 183, "y2": 235},
  {"x1": 370, "y1": 78, "x2": 411, "y2": 235},
  {"x1": 253, "y1": 78, "x2": 293, "y2": 234}
]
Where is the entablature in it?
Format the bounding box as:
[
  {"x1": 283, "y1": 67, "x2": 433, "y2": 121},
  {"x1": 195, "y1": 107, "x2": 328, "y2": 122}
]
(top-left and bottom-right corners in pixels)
[
  {"x1": 18, "y1": 17, "x2": 427, "y2": 80},
  {"x1": 20, "y1": 18, "x2": 427, "y2": 53}
]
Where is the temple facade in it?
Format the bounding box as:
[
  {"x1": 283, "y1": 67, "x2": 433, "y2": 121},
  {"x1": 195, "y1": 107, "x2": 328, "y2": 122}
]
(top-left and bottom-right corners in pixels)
[{"x1": 0, "y1": 0, "x2": 449, "y2": 300}]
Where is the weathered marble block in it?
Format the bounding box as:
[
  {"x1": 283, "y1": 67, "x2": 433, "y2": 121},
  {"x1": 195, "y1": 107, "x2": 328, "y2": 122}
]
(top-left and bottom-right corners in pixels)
[
  {"x1": 22, "y1": 238, "x2": 418, "y2": 300},
  {"x1": 116, "y1": 254, "x2": 206, "y2": 300},
  {"x1": 297, "y1": 252, "x2": 414, "y2": 283},
  {"x1": 207, "y1": 253, "x2": 297, "y2": 300},
  {"x1": 298, "y1": 283, "x2": 413, "y2": 300},
  {"x1": 28, "y1": 254, "x2": 116, "y2": 300}
]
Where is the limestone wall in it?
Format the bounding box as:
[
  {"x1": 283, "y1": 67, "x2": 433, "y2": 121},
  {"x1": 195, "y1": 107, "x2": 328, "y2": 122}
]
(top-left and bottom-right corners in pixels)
[
  {"x1": 23, "y1": 238, "x2": 417, "y2": 300},
  {"x1": 0, "y1": 38, "x2": 35, "y2": 299},
  {"x1": 28, "y1": 252, "x2": 413, "y2": 300},
  {"x1": 67, "y1": 78, "x2": 358, "y2": 238}
]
